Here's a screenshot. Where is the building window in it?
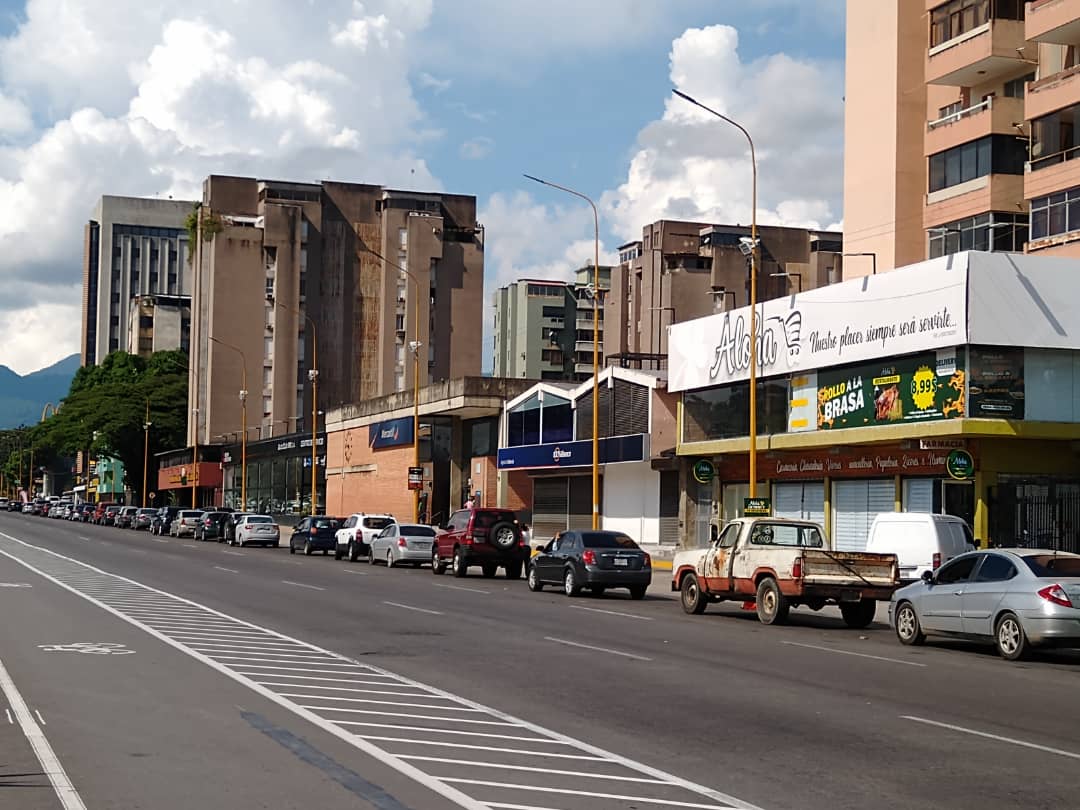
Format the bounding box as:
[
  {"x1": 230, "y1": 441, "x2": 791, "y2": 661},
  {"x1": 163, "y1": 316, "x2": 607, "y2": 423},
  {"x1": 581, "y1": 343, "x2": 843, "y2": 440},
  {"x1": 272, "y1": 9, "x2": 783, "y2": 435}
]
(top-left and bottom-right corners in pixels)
[
  {"x1": 1031, "y1": 102, "x2": 1080, "y2": 170},
  {"x1": 399, "y1": 228, "x2": 408, "y2": 249},
  {"x1": 263, "y1": 397, "x2": 272, "y2": 418},
  {"x1": 928, "y1": 212, "x2": 1028, "y2": 257},
  {"x1": 263, "y1": 367, "x2": 272, "y2": 386},
  {"x1": 541, "y1": 349, "x2": 563, "y2": 364},
  {"x1": 930, "y1": 0, "x2": 1023, "y2": 49},
  {"x1": 928, "y1": 135, "x2": 1026, "y2": 192},
  {"x1": 264, "y1": 337, "x2": 273, "y2": 359},
  {"x1": 1031, "y1": 186, "x2": 1080, "y2": 241},
  {"x1": 1003, "y1": 73, "x2": 1034, "y2": 98},
  {"x1": 541, "y1": 305, "x2": 565, "y2": 319},
  {"x1": 682, "y1": 380, "x2": 790, "y2": 443}
]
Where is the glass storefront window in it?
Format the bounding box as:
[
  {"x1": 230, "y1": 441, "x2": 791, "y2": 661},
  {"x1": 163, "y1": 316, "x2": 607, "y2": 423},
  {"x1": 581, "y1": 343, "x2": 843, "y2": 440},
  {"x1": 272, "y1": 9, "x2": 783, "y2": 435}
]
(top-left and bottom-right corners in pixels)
[{"x1": 683, "y1": 379, "x2": 790, "y2": 443}]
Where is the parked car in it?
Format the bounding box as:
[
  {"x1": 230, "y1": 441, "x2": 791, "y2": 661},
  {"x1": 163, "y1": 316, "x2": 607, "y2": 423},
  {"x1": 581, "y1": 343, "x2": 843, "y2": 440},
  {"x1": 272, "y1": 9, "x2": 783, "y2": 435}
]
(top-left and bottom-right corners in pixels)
[
  {"x1": 289, "y1": 516, "x2": 340, "y2": 555},
  {"x1": 169, "y1": 510, "x2": 204, "y2": 537},
  {"x1": 151, "y1": 506, "x2": 180, "y2": 536},
  {"x1": 195, "y1": 511, "x2": 230, "y2": 541},
  {"x1": 21, "y1": 502, "x2": 33, "y2": 514},
  {"x1": 0, "y1": 498, "x2": 8, "y2": 511},
  {"x1": 92, "y1": 501, "x2": 117, "y2": 524},
  {"x1": 114, "y1": 506, "x2": 139, "y2": 528},
  {"x1": 369, "y1": 522, "x2": 438, "y2": 567},
  {"x1": 232, "y1": 514, "x2": 280, "y2": 547},
  {"x1": 334, "y1": 513, "x2": 395, "y2": 561},
  {"x1": 131, "y1": 508, "x2": 157, "y2": 530},
  {"x1": 891, "y1": 548, "x2": 1080, "y2": 660},
  {"x1": 47, "y1": 504, "x2": 63, "y2": 518},
  {"x1": 222, "y1": 512, "x2": 253, "y2": 543},
  {"x1": 74, "y1": 503, "x2": 95, "y2": 522},
  {"x1": 866, "y1": 512, "x2": 976, "y2": 583},
  {"x1": 8, "y1": 499, "x2": 22, "y2": 512},
  {"x1": 529, "y1": 530, "x2": 652, "y2": 598},
  {"x1": 432, "y1": 508, "x2": 528, "y2": 579},
  {"x1": 672, "y1": 517, "x2": 900, "y2": 628},
  {"x1": 101, "y1": 505, "x2": 123, "y2": 526}
]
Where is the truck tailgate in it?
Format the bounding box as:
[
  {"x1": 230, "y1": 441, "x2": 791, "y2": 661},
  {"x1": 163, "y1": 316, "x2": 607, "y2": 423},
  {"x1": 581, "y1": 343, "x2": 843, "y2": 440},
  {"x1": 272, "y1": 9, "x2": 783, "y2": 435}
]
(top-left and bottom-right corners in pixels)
[{"x1": 801, "y1": 550, "x2": 898, "y2": 587}]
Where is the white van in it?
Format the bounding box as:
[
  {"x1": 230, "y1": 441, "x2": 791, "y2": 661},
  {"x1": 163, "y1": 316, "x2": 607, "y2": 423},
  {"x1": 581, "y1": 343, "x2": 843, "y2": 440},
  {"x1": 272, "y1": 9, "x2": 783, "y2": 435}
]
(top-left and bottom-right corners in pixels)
[{"x1": 866, "y1": 513, "x2": 976, "y2": 583}]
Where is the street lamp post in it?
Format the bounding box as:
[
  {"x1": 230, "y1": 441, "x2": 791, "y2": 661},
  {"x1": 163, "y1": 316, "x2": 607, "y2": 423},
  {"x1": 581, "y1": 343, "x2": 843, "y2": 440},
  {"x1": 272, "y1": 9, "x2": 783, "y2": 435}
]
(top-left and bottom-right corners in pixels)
[
  {"x1": 524, "y1": 173, "x2": 601, "y2": 530},
  {"x1": 278, "y1": 302, "x2": 319, "y2": 516},
  {"x1": 142, "y1": 399, "x2": 152, "y2": 508},
  {"x1": 673, "y1": 88, "x2": 761, "y2": 499},
  {"x1": 209, "y1": 336, "x2": 248, "y2": 510}
]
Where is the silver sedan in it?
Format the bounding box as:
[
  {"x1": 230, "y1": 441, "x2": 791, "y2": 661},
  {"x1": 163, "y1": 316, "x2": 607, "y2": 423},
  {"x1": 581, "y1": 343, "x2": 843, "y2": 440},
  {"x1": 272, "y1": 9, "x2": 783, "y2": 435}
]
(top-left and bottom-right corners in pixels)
[
  {"x1": 369, "y1": 523, "x2": 438, "y2": 567},
  {"x1": 890, "y1": 548, "x2": 1080, "y2": 660}
]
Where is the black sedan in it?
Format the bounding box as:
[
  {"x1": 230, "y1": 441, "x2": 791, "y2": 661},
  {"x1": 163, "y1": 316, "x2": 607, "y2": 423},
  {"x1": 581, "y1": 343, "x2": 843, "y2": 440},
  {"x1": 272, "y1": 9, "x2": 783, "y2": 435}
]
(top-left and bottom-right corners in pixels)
[
  {"x1": 289, "y1": 516, "x2": 340, "y2": 556},
  {"x1": 195, "y1": 511, "x2": 231, "y2": 541},
  {"x1": 528, "y1": 530, "x2": 651, "y2": 599}
]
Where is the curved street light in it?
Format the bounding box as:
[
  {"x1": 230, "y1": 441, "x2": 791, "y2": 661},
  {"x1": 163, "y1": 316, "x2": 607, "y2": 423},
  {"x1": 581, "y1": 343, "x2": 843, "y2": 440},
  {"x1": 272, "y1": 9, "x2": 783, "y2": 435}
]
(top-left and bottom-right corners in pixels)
[
  {"x1": 209, "y1": 336, "x2": 249, "y2": 510},
  {"x1": 277, "y1": 302, "x2": 319, "y2": 515}
]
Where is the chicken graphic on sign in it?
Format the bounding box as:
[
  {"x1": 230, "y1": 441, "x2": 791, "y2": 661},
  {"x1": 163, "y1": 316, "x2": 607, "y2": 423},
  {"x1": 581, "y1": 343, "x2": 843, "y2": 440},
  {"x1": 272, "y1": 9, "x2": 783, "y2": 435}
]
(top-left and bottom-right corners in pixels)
[{"x1": 768, "y1": 311, "x2": 802, "y2": 359}]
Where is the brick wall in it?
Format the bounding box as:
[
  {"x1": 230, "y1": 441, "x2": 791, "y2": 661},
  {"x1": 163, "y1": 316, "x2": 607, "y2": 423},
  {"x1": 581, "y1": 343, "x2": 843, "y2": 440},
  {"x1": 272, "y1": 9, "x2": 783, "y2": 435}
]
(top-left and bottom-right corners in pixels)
[
  {"x1": 327, "y1": 425, "x2": 414, "y2": 519},
  {"x1": 504, "y1": 470, "x2": 532, "y2": 517}
]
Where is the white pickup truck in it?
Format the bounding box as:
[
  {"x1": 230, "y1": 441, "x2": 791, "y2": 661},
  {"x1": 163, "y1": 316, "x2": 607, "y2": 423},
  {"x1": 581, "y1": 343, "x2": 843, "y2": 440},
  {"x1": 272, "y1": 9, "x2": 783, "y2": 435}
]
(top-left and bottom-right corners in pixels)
[{"x1": 671, "y1": 517, "x2": 900, "y2": 628}]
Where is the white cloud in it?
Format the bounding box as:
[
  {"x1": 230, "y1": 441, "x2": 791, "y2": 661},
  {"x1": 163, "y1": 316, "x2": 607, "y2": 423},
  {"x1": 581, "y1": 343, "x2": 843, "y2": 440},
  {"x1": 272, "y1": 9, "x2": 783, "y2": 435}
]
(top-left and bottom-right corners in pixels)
[
  {"x1": 0, "y1": 91, "x2": 32, "y2": 134},
  {"x1": 417, "y1": 71, "x2": 451, "y2": 93},
  {"x1": 459, "y1": 136, "x2": 494, "y2": 160},
  {"x1": 0, "y1": 297, "x2": 82, "y2": 375}
]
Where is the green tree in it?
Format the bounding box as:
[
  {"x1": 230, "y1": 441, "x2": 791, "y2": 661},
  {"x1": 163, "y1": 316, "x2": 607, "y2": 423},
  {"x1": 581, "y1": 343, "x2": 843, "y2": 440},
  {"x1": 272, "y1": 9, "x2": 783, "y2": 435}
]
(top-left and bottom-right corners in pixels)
[{"x1": 21, "y1": 350, "x2": 189, "y2": 503}]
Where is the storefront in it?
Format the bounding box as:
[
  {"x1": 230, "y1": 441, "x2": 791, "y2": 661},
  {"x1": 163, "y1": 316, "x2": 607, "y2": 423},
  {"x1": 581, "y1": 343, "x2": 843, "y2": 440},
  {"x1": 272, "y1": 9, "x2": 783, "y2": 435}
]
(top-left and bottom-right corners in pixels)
[
  {"x1": 156, "y1": 447, "x2": 223, "y2": 508},
  {"x1": 669, "y1": 251, "x2": 1080, "y2": 551},
  {"x1": 220, "y1": 432, "x2": 325, "y2": 515}
]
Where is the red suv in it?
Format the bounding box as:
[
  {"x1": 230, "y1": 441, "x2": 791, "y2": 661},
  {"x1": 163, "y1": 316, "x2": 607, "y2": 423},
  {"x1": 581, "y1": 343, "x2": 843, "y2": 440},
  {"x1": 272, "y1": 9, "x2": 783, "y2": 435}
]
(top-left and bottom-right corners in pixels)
[
  {"x1": 92, "y1": 501, "x2": 117, "y2": 524},
  {"x1": 433, "y1": 508, "x2": 528, "y2": 579}
]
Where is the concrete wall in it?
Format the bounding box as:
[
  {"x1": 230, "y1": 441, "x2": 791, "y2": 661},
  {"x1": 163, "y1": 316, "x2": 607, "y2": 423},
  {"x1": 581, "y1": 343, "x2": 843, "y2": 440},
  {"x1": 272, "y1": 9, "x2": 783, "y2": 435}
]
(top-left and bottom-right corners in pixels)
[
  {"x1": 326, "y1": 426, "x2": 415, "y2": 519},
  {"x1": 602, "y1": 461, "x2": 660, "y2": 545}
]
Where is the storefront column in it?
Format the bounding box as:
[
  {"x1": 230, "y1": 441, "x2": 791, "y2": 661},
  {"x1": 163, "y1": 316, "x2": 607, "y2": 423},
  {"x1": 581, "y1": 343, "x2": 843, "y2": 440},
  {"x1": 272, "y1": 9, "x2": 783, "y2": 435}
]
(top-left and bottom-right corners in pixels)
[
  {"x1": 823, "y1": 476, "x2": 831, "y2": 538},
  {"x1": 449, "y1": 419, "x2": 465, "y2": 510},
  {"x1": 974, "y1": 470, "x2": 997, "y2": 547},
  {"x1": 894, "y1": 475, "x2": 901, "y2": 512}
]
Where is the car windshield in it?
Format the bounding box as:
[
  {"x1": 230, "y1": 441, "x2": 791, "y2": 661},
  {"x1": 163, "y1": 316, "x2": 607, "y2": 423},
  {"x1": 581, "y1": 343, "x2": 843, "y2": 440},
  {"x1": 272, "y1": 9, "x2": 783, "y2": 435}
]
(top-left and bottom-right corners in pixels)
[
  {"x1": 180, "y1": 511, "x2": 201, "y2": 518},
  {"x1": 472, "y1": 511, "x2": 513, "y2": 529},
  {"x1": 363, "y1": 517, "x2": 392, "y2": 530},
  {"x1": 400, "y1": 525, "x2": 436, "y2": 537},
  {"x1": 312, "y1": 518, "x2": 338, "y2": 530},
  {"x1": 1023, "y1": 554, "x2": 1080, "y2": 577},
  {"x1": 138, "y1": 509, "x2": 156, "y2": 515},
  {"x1": 749, "y1": 523, "x2": 824, "y2": 548},
  {"x1": 247, "y1": 516, "x2": 273, "y2": 524},
  {"x1": 581, "y1": 532, "x2": 638, "y2": 549}
]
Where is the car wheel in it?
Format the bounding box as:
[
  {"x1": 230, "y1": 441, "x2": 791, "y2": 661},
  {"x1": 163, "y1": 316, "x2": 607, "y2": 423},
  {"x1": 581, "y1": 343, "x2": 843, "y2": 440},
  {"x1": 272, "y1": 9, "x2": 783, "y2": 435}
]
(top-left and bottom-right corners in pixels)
[
  {"x1": 274, "y1": 542, "x2": 280, "y2": 548},
  {"x1": 894, "y1": 601, "x2": 926, "y2": 646},
  {"x1": 237, "y1": 538, "x2": 245, "y2": 549},
  {"x1": 368, "y1": 546, "x2": 376, "y2": 565},
  {"x1": 334, "y1": 545, "x2": 343, "y2": 560},
  {"x1": 386, "y1": 550, "x2": 396, "y2": 569},
  {"x1": 432, "y1": 548, "x2": 447, "y2": 575},
  {"x1": 348, "y1": 541, "x2": 360, "y2": 562},
  {"x1": 563, "y1": 567, "x2": 581, "y2": 597},
  {"x1": 680, "y1": 573, "x2": 708, "y2": 615},
  {"x1": 303, "y1": 539, "x2": 313, "y2": 556},
  {"x1": 505, "y1": 561, "x2": 523, "y2": 580},
  {"x1": 527, "y1": 564, "x2": 543, "y2": 592},
  {"x1": 481, "y1": 564, "x2": 497, "y2": 578},
  {"x1": 840, "y1": 599, "x2": 877, "y2": 629},
  {"x1": 755, "y1": 577, "x2": 789, "y2": 625},
  {"x1": 628, "y1": 585, "x2": 647, "y2": 600},
  {"x1": 452, "y1": 548, "x2": 468, "y2": 578},
  {"x1": 995, "y1": 612, "x2": 1030, "y2": 661},
  {"x1": 289, "y1": 543, "x2": 296, "y2": 555}
]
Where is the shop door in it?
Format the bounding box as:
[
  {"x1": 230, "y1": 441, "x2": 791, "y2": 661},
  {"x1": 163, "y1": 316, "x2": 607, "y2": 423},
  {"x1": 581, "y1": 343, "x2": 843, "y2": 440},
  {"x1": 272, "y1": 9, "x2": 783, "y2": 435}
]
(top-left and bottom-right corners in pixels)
[
  {"x1": 773, "y1": 482, "x2": 825, "y2": 525},
  {"x1": 532, "y1": 477, "x2": 568, "y2": 539},
  {"x1": 658, "y1": 470, "x2": 680, "y2": 546},
  {"x1": 568, "y1": 475, "x2": 597, "y2": 530},
  {"x1": 832, "y1": 479, "x2": 895, "y2": 551},
  {"x1": 942, "y1": 481, "x2": 975, "y2": 529}
]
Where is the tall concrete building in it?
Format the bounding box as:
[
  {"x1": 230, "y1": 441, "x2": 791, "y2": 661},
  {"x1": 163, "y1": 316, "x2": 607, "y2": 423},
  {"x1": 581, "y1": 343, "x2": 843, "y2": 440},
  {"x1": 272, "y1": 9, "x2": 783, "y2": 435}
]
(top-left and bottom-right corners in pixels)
[
  {"x1": 605, "y1": 220, "x2": 842, "y2": 365},
  {"x1": 81, "y1": 196, "x2": 195, "y2": 366},
  {"x1": 844, "y1": 0, "x2": 1080, "y2": 272},
  {"x1": 493, "y1": 265, "x2": 610, "y2": 382},
  {"x1": 188, "y1": 176, "x2": 485, "y2": 447}
]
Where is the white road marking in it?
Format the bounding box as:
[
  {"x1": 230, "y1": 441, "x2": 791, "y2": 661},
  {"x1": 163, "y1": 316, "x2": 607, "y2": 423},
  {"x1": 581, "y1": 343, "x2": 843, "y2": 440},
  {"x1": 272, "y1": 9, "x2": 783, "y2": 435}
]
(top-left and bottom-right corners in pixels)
[
  {"x1": 149, "y1": 538, "x2": 168, "y2": 544},
  {"x1": 227, "y1": 663, "x2": 375, "y2": 675},
  {"x1": 77, "y1": 536, "x2": 90, "y2": 541},
  {"x1": 282, "y1": 580, "x2": 326, "y2": 591},
  {"x1": 280, "y1": 693, "x2": 485, "y2": 711},
  {"x1": 569, "y1": 604, "x2": 653, "y2": 621},
  {"x1": 35, "y1": 709, "x2": 46, "y2": 725},
  {"x1": 222, "y1": 551, "x2": 245, "y2": 557},
  {"x1": 781, "y1": 641, "x2": 928, "y2": 668},
  {"x1": 433, "y1": 583, "x2": 490, "y2": 595},
  {"x1": 401, "y1": 755, "x2": 665, "y2": 783},
  {"x1": 5, "y1": 708, "x2": 12, "y2": 724},
  {"x1": 341, "y1": 568, "x2": 367, "y2": 575},
  {"x1": 295, "y1": 705, "x2": 518, "y2": 725},
  {"x1": 263, "y1": 682, "x2": 431, "y2": 695},
  {"x1": 544, "y1": 636, "x2": 652, "y2": 662},
  {"x1": 213, "y1": 566, "x2": 239, "y2": 574},
  {"x1": 244, "y1": 674, "x2": 401, "y2": 686},
  {"x1": 353, "y1": 735, "x2": 605, "y2": 760},
  {"x1": 182, "y1": 544, "x2": 197, "y2": 549},
  {"x1": 903, "y1": 715, "x2": 1080, "y2": 761},
  {"x1": 442, "y1": 781, "x2": 734, "y2": 809},
  {"x1": 0, "y1": 657, "x2": 87, "y2": 810},
  {"x1": 177, "y1": 640, "x2": 315, "y2": 652},
  {"x1": 335, "y1": 720, "x2": 559, "y2": 742},
  {"x1": 0, "y1": 582, "x2": 32, "y2": 587},
  {"x1": 208, "y1": 651, "x2": 344, "y2": 662},
  {"x1": 383, "y1": 600, "x2": 444, "y2": 615}
]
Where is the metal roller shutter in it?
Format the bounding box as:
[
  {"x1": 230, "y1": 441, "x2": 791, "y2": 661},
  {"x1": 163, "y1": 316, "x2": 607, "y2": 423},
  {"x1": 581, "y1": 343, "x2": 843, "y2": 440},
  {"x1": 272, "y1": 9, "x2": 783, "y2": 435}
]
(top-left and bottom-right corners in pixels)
[
  {"x1": 804, "y1": 481, "x2": 826, "y2": 526},
  {"x1": 532, "y1": 477, "x2": 568, "y2": 539},
  {"x1": 658, "y1": 470, "x2": 680, "y2": 546},
  {"x1": 567, "y1": 476, "x2": 596, "y2": 530},
  {"x1": 832, "y1": 479, "x2": 895, "y2": 551},
  {"x1": 903, "y1": 478, "x2": 934, "y2": 513},
  {"x1": 773, "y1": 482, "x2": 826, "y2": 524}
]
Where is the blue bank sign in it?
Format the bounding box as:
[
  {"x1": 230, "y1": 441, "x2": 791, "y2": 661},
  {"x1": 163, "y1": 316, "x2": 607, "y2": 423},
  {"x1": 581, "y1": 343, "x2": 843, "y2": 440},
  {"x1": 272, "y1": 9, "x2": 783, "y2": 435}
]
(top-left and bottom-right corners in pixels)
[
  {"x1": 497, "y1": 434, "x2": 647, "y2": 470},
  {"x1": 369, "y1": 416, "x2": 414, "y2": 449}
]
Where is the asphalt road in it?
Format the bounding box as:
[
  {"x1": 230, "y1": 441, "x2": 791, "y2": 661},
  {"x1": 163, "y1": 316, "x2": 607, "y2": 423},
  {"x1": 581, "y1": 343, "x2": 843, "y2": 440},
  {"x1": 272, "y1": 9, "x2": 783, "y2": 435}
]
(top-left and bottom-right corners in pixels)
[{"x1": 0, "y1": 512, "x2": 1078, "y2": 810}]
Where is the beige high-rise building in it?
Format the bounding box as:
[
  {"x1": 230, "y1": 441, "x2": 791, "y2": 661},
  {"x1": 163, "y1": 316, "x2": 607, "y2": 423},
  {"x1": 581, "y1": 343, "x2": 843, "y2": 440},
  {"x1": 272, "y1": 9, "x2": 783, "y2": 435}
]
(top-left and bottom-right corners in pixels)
[
  {"x1": 845, "y1": 0, "x2": 1080, "y2": 273},
  {"x1": 188, "y1": 176, "x2": 484, "y2": 447}
]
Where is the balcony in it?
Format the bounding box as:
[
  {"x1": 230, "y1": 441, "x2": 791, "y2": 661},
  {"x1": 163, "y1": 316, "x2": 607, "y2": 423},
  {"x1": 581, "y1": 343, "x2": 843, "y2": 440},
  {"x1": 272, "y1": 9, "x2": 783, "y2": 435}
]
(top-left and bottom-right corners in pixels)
[
  {"x1": 1027, "y1": 0, "x2": 1080, "y2": 44},
  {"x1": 1025, "y1": 150, "x2": 1080, "y2": 202},
  {"x1": 926, "y1": 172, "x2": 1025, "y2": 226},
  {"x1": 1026, "y1": 64, "x2": 1080, "y2": 120},
  {"x1": 926, "y1": 19, "x2": 1032, "y2": 85},
  {"x1": 925, "y1": 95, "x2": 1025, "y2": 155}
]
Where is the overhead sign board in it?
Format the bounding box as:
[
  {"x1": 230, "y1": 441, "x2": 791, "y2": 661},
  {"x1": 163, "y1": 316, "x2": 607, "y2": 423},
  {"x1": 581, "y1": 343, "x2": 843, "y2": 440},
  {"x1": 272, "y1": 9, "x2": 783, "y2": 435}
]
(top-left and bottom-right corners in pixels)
[
  {"x1": 743, "y1": 497, "x2": 772, "y2": 517},
  {"x1": 369, "y1": 416, "x2": 415, "y2": 449},
  {"x1": 667, "y1": 260, "x2": 968, "y2": 392},
  {"x1": 497, "y1": 434, "x2": 648, "y2": 470}
]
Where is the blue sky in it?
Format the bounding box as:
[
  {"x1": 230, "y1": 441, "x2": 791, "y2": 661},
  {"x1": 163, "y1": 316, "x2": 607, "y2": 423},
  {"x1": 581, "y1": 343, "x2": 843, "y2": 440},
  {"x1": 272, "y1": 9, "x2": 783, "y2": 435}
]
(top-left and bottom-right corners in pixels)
[{"x1": 0, "y1": 0, "x2": 845, "y2": 374}]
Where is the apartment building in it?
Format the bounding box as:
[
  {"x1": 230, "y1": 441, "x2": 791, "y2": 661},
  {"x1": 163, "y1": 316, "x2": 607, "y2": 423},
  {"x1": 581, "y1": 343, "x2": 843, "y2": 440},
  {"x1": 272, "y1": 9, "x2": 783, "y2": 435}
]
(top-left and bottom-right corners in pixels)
[
  {"x1": 126, "y1": 294, "x2": 191, "y2": 358},
  {"x1": 493, "y1": 265, "x2": 610, "y2": 382},
  {"x1": 80, "y1": 195, "x2": 194, "y2": 366},
  {"x1": 845, "y1": 0, "x2": 1080, "y2": 271},
  {"x1": 188, "y1": 175, "x2": 484, "y2": 448},
  {"x1": 605, "y1": 220, "x2": 842, "y2": 364}
]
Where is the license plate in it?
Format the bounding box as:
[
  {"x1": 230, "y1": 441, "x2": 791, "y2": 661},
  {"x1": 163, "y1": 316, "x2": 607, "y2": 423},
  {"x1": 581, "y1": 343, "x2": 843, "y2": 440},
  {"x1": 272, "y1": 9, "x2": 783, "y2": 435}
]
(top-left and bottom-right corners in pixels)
[{"x1": 614, "y1": 558, "x2": 628, "y2": 567}]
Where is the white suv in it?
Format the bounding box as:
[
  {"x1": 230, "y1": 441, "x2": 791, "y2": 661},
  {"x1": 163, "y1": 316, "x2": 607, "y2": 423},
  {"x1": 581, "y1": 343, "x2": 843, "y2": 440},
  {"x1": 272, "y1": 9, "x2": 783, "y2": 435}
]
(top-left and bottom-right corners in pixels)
[{"x1": 335, "y1": 513, "x2": 395, "y2": 562}]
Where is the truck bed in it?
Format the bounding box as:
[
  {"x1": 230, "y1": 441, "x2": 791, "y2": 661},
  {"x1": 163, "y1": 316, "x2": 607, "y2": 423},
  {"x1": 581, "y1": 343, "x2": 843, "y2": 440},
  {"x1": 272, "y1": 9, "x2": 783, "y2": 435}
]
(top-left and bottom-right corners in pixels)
[{"x1": 801, "y1": 549, "x2": 898, "y2": 588}]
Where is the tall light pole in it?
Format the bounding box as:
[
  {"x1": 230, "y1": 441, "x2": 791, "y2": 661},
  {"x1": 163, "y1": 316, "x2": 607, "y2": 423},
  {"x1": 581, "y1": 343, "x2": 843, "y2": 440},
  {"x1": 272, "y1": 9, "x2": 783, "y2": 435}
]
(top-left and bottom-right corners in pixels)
[
  {"x1": 209, "y1": 336, "x2": 248, "y2": 510},
  {"x1": 142, "y1": 399, "x2": 152, "y2": 508},
  {"x1": 524, "y1": 173, "x2": 601, "y2": 529},
  {"x1": 278, "y1": 302, "x2": 319, "y2": 516},
  {"x1": 357, "y1": 244, "x2": 423, "y2": 522},
  {"x1": 673, "y1": 88, "x2": 760, "y2": 499}
]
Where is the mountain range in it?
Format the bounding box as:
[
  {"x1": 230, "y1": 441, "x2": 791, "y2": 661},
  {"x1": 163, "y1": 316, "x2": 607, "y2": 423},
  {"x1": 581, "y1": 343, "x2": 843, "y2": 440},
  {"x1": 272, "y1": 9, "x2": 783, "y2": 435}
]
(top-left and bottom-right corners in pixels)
[{"x1": 0, "y1": 354, "x2": 80, "y2": 429}]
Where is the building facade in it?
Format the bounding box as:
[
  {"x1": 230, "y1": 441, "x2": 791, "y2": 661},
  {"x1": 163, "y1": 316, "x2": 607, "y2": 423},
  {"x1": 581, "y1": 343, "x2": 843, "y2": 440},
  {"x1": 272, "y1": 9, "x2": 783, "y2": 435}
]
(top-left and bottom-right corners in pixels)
[
  {"x1": 81, "y1": 195, "x2": 194, "y2": 366},
  {"x1": 492, "y1": 265, "x2": 610, "y2": 382},
  {"x1": 126, "y1": 294, "x2": 191, "y2": 358},
  {"x1": 605, "y1": 220, "x2": 842, "y2": 365},
  {"x1": 845, "y1": 0, "x2": 1080, "y2": 273},
  {"x1": 187, "y1": 176, "x2": 485, "y2": 450}
]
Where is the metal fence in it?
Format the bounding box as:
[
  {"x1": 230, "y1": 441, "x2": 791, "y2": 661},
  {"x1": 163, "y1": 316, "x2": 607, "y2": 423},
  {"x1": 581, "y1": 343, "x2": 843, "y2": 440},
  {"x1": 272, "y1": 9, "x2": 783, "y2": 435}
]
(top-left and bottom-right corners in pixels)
[{"x1": 990, "y1": 485, "x2": 1080, "y2": 554}]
